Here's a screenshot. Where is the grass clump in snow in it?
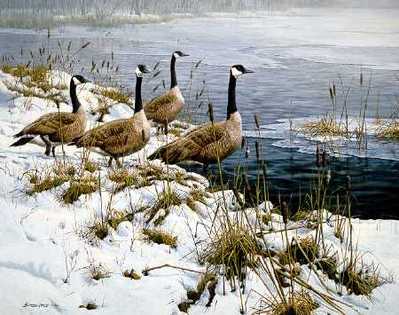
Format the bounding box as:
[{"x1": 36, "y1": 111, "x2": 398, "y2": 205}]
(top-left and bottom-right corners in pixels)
[
  {"x1": 108, "y1": 168, "x2": 150, "y2": 192},
  {"x1": 186, "y1": 188, "x2": 209, "y2": 212},
  {"x1": 262, "y1": 291, "x2": 319, "y2": 315},
  {"x1": 376, "y1": 121, "x2": 399, "y2": 140},
  {"x1": 93, "y1": 87, "x2": 133, "y2": 106},
  {"x1": 278, "y1": 236, "x2": 319, "y2": 266},
  {"x1": 83, "y1": 160, "x2": 98, "y2": 173},
  {"x1": 340, "y1": 260, "x2": 390, "y2": 297},
  {"x1": 300, "y1": 117, "x2": 346, "y2": 138},
  {"x1": 145, "y1": 188, "x2": 182, "y2": 225},
  {"x1": 179, "y1": 272, "x2": 218, "y2": 312},
  {"x1": 62, "y1": 175, "x2": 98, "y2": 204},
  {"x1": 79, "y1": 303, "x2": 98, "y2": 310},
  {"x1": 86, "y1": 262, "x2": 111, "y2": 281},
  {"x1": 24, "y1": 162, "x2": 76, "y2": 195},
  {"x1": 202, "y1": 224, "x2": 259, "y2": 279},
  {"x1": 123, "y1": 269, "x2": 141, "y2": 280},
  {"x1": 142, "y1": 228, "x2": 177, "y2": 248}
]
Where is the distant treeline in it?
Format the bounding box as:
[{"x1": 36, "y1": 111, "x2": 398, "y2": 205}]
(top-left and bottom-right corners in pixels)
[{"x1": 1, "y1": 0, "x2": 387, "y2": 18}]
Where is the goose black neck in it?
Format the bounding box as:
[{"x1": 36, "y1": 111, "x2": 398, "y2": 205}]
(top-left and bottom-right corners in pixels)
[
  {"x1": 135, "y1": 76, "x2": 143, "y2": 113},
  {"x1": 170, "y1": 54, "x2": 177, "y2": 89},
  {"x1": 227, "y1": 72, "x2": 237, "y2": 119},
  {"x1": 70, "y1": 78, "x2": 81, "y2": 113}
]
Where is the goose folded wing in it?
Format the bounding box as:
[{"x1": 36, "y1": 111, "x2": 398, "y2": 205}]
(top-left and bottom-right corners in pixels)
[
  {"x1": 22, "y1": 112, "x2": 77, "y2": 135},
  {"x1": 162, "y1": 122, "x2": 226, "y2": 161},
  {"x1": 144, "y1": 93, "x2": 178, "y2": 114},
  {"x1": 78, "y1": 119, "x2": 129, "y2": 147}
]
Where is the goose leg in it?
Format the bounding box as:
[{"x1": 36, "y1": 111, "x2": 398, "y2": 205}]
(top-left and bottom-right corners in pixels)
[
  {"x1": 115, "y1": 158, "x2": 122, "y2": 168},
  {"x1": 164, "y1": 123, "x2": 168, "y2": 135},
  {"x1": 40, "y1": 136, "x2": 52, "y2": 156},
  {"x1": 51, "y1": 146, "x2": 56, "y2": 158},
  {"x1": 108, "y1": 157, "x2": 113, "y2": 167}
]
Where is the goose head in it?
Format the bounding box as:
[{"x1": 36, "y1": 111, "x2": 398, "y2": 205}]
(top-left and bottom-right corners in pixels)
[
  {"x1": 173, "y1": 51, "x2": 190, "y2": 59},
  {"x1": 72, "y1": 75, "x2": 90, "y2": 86},
  {"x1": 135, "y1": 64, "x2": 151, "y2": 77},
  {"x1": 231, "y1": 65, "x2": 254, "y2": 79}
]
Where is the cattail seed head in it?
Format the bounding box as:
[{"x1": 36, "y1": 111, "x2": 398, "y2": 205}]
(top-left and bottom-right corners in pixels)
[
  {"x1": 208, "y1": 103, "x2": 214, "y2": 123},
  {"x1": 255, "y1": 141, "x2": 260, "y2": 161},
  {"x1": 282, "y1": 201, "x2": 289, "y2": 224},
  {"x1": 254, "y1": 114, "x2": 260, "y2": 130},
  {"x1": 241, "y1": 136, "x2": 246, "y2": 149},
  {"x1": 346, "y1": 175, "x2": 352, "y2": 192}
]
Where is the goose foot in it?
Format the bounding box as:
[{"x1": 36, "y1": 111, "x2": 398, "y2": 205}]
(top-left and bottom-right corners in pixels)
[{"x1": 52, "y1": 146, "x2": 56, "y2": 158}]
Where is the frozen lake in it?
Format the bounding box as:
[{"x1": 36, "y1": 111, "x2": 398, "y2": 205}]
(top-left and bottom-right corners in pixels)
[{"x1": 0, "y1": 8, "x2": 398, "y2": 218}]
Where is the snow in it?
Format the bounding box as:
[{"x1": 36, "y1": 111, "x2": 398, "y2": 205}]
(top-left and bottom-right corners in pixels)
[
  {"x1": 0, "y1": 70, "x2": 399, "y2": 314},
  {"x1": 244, "y1": 116, "x2": 399, "y2": 161}
]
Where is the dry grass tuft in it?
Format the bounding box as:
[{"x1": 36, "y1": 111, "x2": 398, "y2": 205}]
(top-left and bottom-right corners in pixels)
[
  {"x1": 376, "y1": 120, "x2": 399, "y2": 140},
  {"x1": 146, "y1": 188, "x2": 182, "y2": 225},
  {"x1": 86, "y1": 262, "x2": 111, "y2": 281},
  {"x1": 301, "y1": 117, "x2": 346, "y2": 138},
  {"x1": 93, "y1": 87, "x2": 133, "y2": 105},
  {"x1": 142, "y1": 228, "x2": 177, "y2": 248},
  {"x1": 279, "y1": 236, "x2": 319, "y2": 265},
  {"x1": 203, "y1": 224, "x2": 259, "y2": 279},
  {"x1": 261, "y1": 291, "x2": 318, "y2": 315},
  {"x1": 62, "y1": 176, "x2": 98, "y2": 204}
]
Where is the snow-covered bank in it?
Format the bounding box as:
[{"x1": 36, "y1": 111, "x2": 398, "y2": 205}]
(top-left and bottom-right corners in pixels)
[{"x1": 0, "y1": 69, "x2": 399, "y2": 314}]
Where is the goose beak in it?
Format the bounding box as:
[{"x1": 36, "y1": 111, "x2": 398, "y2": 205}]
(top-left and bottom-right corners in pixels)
[
  {"x1": 244, "y1": 68, "x2": 254, "y2": 74},
  {"x1": 143, "y1": 66, "x2": 151, "y2": 74},
  {"x1": 181, "y1": 53, "x2": 190, "y2": 57}
]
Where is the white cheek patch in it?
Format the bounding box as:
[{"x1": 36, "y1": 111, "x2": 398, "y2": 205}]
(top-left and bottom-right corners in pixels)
[
  {"x1": 173, "y1": 52, "x2": 180, "y2": 58},
  {"x1": 135, "y1": 68, "x2": 143, "y2": 77},
  {"x1": 73, "y1": 77, "x2": 81, "y2": 85},
  {"x1": 231, "y1": 67, "x2": 242, "y2": 78}
]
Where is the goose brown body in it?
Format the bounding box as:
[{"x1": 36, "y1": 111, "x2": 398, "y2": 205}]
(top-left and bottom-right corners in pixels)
[
  {"x1": 10, "y1": 75, "x2": 89, "y2": 156},
  {"x1": 17, "y1": 110, "x2": 86, "y2": 144},
  {"x1": 149, "y1": 64, "x2": 253, "y2": 166},
  {"x1": 73, "y1": 65, "x2": 151, "y2": 167},
  {"x1": 144, "y1": 86, "x2": 184, "y2": 125},
  {"x1": 74, "y1": 111, "x2": 150, "y2": 159},
  {"x1": 151, "y1": 112, "x2": 242, "y2": 164}
]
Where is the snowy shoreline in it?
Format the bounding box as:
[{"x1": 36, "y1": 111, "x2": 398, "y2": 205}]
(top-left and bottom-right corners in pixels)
[{"x1": 1, "y1": 69, "x2": 399, "y2": 314}]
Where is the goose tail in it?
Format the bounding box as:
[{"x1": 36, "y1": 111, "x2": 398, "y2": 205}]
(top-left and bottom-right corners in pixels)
[{"x1": 10, "y1": 136, "x2": 35, "y2": 147}]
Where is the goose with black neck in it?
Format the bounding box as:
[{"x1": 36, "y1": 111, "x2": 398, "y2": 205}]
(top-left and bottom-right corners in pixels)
[
  {"x1": 149, "y1": 64, "x2": 253, "y2": 166},
  {"x1": 73, "y1": 65, "x2": 151, "y2": 168},
  {"x1": 10, "y1": 75, "x2": 90, "y2": 157},
  {"x1": 144, "y1": 50, "x2": 189, "y2": 135}
]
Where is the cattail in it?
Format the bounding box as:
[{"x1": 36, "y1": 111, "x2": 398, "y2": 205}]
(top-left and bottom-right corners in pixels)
[
  {"x1": 245, "y1": 146, "x2": 250, "y2": 159},
  {"x1": 282, "y1": 201, "x2": 289, "y2": 225},
  {"x1": 262, "y1": 162, "x2": 267, "y2": 181},
  {"x1": 81, "y1": 42, "x2": 91, "y2": 50},
  {"x1": 111, "y1": 51, "x2": 114, "y2": 61},
  {"x1": 255, "y1": 141, "x2": 260, "y2": 162},
  {"x1": 47, "y1": 27, "x2": 51, "y2": 39},
  {"x1": 198, "y1": 101, "x2": 203, "y2": 109},
  {"x1": 91, "y1": 61, "x2": 96, "y2": 72},
  {"x1": 67, "y1": 41, "x2": 72, "y2": 52},
  {"x1": 241, "y1": 136, "x2": 246, "y2": 150},
  {"x1": 346, "y1": 175, "x2": 352, "y2": 192},
  {"x1": 153, "y1": 85, "x2": 160, "y2": 93},
  {"x1": 322, "y1": 151, "x2": 328, "y2": 167},
  {"x1": 329, "y1": 86, "x2": 334, "y2": 101},
  {"x1": 316, "y1": 144, "x2": 321, "y2": 167},
  {"x1": 153, "y1": 61, "x2": 160, "y2": 70},
  {"x1": 254, "y1": 114, "x2": 260, "y2": 130},
  {"x1": 208, "y1": 103, "x2": 214, "y2": 123},
  {"x1": 195, "y1": 59, "x2": 202, "y2": 68},
  {"x1": 152, "y1": 70, "x2": 161, "y2": 78},
  {"x1": 360, "y1": 72, "x2": 363, "y2": 86},
  {"x1": 333, "y1": 83, "x2": 336, "y2": 97},
  {"x1": 162, "y1": 80, "x2": 166, "y2": 89}
]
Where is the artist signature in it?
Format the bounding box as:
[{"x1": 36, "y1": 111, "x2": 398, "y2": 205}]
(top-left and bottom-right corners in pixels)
[{"x1": 23, "y1": 302, "x2": 58, "y2": 308}]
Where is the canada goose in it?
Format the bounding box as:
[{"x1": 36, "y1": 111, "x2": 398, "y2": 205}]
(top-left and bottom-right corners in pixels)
[
  {"x1": 73, "y1": 65, "x2": 151, "y2": 167},
  {"x1": 10, "y1": 75, "x2": 90, "y2": 157},
  {"x1": 144, "y1": 51, "x2": 189, "y2": 134},
  {"x1": 149, "y1": 65, "x2": 254, "y2": 166}
]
